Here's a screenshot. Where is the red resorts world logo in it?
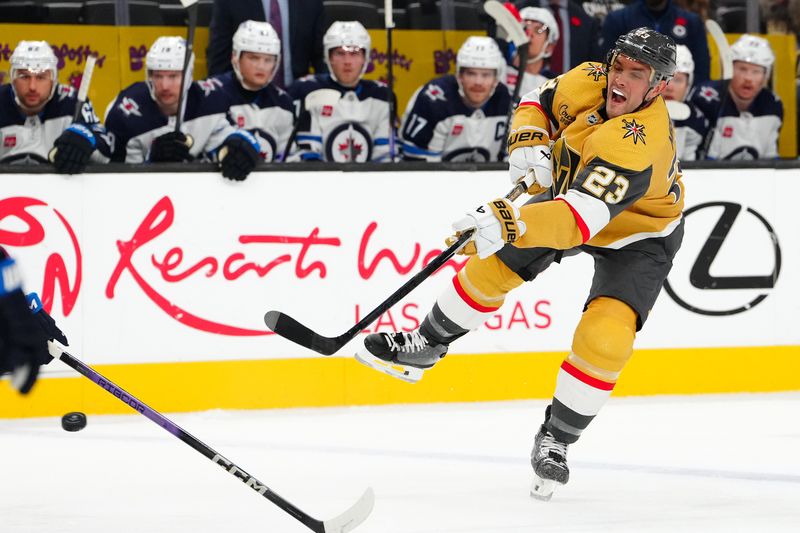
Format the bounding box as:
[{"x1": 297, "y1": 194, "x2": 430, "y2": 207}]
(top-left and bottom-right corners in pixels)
[{"x1": 0, "y1": 197, "x2": 82, "y2": 316}]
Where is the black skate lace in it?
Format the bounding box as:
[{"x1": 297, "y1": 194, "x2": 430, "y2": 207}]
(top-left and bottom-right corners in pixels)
[
  {"x1": 540, "y1": 432, "x2": 568, "y2": 463},
  {"x1": 387, "y1": 331, "x2": 428, "y2": 353}
]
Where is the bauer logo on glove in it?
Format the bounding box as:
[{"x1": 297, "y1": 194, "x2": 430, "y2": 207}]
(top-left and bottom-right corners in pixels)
[{"x1": 448, "y1": 198, "x2": 527, "y2": 259}]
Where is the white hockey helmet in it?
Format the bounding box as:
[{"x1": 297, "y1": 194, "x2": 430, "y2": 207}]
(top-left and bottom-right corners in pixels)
[
  {"x1": 674, "y1": 44, "x2": 695, "y2": 88},
  {"x1": 731, "y1": 34, "x2": 775, "y2": 74},
  {"x1": 232, "y1": 20, "x2": 281, "y2": 89},
  {"x1": 10, "y1": 40, "x2": 59, "y2": 106},
  {"x1": 323, "y1": 21, "x2": 371, "y2": 82},
  {"x1": 519, "y1": 7, "x2": 560, "y2": 48},
  {"x1": 146, "y1": 36, "x2": 193, "y2": 101},
  {"x1": 456, "y1": 36, "x2": 506, "y2": 80}
]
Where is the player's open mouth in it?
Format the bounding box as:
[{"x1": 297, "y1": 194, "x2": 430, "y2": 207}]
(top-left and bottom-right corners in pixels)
[{"x1": 610, "y1": 88, "x2": 627, "y2": 104}]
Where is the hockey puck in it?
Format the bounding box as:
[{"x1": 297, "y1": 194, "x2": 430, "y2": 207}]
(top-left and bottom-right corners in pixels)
[{"x1": 61, "y1": 412, "x2": 87, "y2": 432}]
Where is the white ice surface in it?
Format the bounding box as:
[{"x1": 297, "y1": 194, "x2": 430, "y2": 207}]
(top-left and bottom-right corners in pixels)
[{"x1": 1, "y1": 393, "x2": 799, "y2": 533}]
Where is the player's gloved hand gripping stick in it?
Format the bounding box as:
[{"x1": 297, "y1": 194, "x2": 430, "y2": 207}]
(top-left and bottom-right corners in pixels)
[{"x1": 264, "y1": 181, "x2": 528, "y2": 355}]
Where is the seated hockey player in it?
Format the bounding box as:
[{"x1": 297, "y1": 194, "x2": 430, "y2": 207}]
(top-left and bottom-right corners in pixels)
[
  {"x1": 505, "y1": 7, "x2": 559, "y2": 100},
  {"x1": 0, "y1": 246, "x2": 68, "y2": 395},
  {"x1": 104, "y1": 36, "x2": 260, "y2": 180},
  {"x1": 663, "y1": 45, "x2": 707, "y2": 161},
  {"x1": 287, "y1": 21, "x2": 393, "y2": 163},
  {"x1": 399, "y1": 36, "x2": 511, "y2": 162},
  {"x1": 357, "y1": 28, "x2": 683, "y2": 501},
  {"x1": 690, "y1": 34, "x2": 782, "y2": 160},
  {"x1": 0, "y1": 40, "x2": 111, "y2": 173},
  {"x1": 213, "y1": 20, "x2": 295, "y2": 162}
]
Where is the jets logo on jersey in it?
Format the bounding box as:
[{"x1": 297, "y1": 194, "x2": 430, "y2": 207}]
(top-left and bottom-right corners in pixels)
[
  {"x1": 197, "y1": 78, "x2": 222, "y2": 96},
  {"x1": 424, "y1": 84, "x2": 447, "y2": 103},
  {"x1": 582, "y1": 63, "x2": 606, "y2": 82},
  {"x1": 119, "y1": 97, "x2": 142, "y2": 117},
  {"x1": 325, "y1": 122, "x2": 373, "y2": 162},
  {"x1": 697, "y1": 86, "x2": 719, "y2": 103},
  {"x1": 622, "y1": 118, "x2": 646, "y2": 145},
  {"x1": 251, "y1": 128, "x2": 278, "y2": 162}
]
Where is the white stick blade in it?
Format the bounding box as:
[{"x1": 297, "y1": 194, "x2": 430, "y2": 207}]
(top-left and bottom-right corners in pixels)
[
  {"x1": 484, "y1": 0, "x2": 528, "y2": 46},
  {"x1": 76, "y1": 55, "x2": 97, "y2": 102},
  {"x1": 384, "y1": 0, "x2": 394, "y2": 28},
  {"x1": 705, "y1": 19, "x2": 733, "y2": 80},
  {"x1": 665, "y1": 100, "x2": 691, "y2": 121},
  {"x1": 179, "y1": 0, "x2": 199, "y2": 7},
  {"x1": 323, "y1": 487, "x2": 375, "y2": 533}
]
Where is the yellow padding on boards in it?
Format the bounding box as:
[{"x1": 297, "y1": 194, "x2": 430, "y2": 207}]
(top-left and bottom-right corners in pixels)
[
  {"x1": 1, "y1": 346, "x2": 798, "y2": 419},
  {"x1": 458, "y1": 254, "x2": 525, "y2": 308},
  {"x1": 571, "y1": 297, "x2": 637, "y2": 377}
]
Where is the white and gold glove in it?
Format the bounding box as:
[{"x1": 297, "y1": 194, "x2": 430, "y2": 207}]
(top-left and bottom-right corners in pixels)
[
  {"x1": 448, "y1": 199, "x2": 527, "y2": 259},
  {"x1": 508, "y1": 145, "x2": 553, "y2": 195}
]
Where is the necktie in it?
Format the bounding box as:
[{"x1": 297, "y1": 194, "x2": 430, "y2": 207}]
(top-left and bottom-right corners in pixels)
[
  {"x1": 269, "y1": 0, "x2": 285, "y2": 88},
  {"x1": 549, "y1": 4, "x2": 565, "y2": 74}
]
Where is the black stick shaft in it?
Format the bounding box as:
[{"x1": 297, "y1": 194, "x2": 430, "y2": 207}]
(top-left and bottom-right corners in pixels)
[
  {"x1": 55, "y1": 348, "x2": 326, "y2": 532},
  {"x1": 175, "y1": 5, "x2": 198, "y2": 132},
  {"x1": 387, "y1": 25, "x2": 396, "y2": 162}
]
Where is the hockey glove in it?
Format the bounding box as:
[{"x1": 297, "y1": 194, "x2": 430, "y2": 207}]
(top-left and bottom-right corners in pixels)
[
  {"x1": 447, "y1": 199, "x2": 527, "y2": 259},
  {"x1": 149, "y1": 131, "x2": 194, "y2": 162},
  {"x1": 49, "y1": 124, "x2": 96, "y2": 174},
  {"x1": 219, "y1": 131, "x2": 260, "y2": 181},
  {"x1": 0, "y1": 259, "x2": 67, "y2": 394},
  {"x1": 509, "y1": 145, "x2": 553, "y2": 195}
]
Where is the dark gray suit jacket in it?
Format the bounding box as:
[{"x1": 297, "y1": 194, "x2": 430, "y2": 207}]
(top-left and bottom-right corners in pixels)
[{"x1": 206, "y1": 0, "x2": 326, "y2": 79}]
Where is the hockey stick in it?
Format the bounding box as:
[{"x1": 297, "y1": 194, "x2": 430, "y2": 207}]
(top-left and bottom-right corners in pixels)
[
  {"x1": 282, "y1": 88, "x2": 342, "y2": 161},
  {"x1": 264, "y1": 181, "x2": 527, "y2": 355},
  {"x1": 705, "y1": 19, "x2": 733, "y2": 80},
  {"x1": 665, "y1": 99, "x2": 691, "y2": 121},
  {"x1": 701, "y1": 19, "x2": 733, "y2": 157},
  {"x1": 385, "y1": 0, "x2": 396, "y2": 162},
  {"x1": 484, "y1": 0, "x2": 530, "y2": 157},
  {"x1": 71, "y1": 55, "x2": 97, "y2": 123},
  {"x1": 48, "y1": 54, "x2": 98, "y2": 164},
  {"x1": 175, "y1": 0, "x2": 199, "y2": 132},
  {"x1": 47, "y1": 341, "x2": 374, "y2": 533}
]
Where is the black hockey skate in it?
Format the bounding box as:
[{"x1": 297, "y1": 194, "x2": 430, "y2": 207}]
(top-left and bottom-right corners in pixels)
[
  {"x1": 355, "y1": 330, "x2": 448, "y2": 383},
  {"x1": 530, "y1": 417, "x2": 570, "y2": 501}
]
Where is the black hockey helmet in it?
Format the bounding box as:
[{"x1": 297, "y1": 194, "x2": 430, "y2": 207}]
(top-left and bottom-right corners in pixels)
[{"x1": 606, "y1": 27, "x2": 677, "y2": 87}]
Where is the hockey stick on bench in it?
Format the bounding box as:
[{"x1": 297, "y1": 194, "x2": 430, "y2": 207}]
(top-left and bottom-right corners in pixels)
[
  {"x1": 264, "y1": 182, "x2": 528, "y2": 355},
  {"x1": 48, "y1": 341, "x2": 374, "y2": 533}
]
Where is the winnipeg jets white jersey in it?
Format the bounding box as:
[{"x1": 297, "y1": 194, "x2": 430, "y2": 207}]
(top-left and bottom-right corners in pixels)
[
  {"x1": 0, "y1": 84, "x2": 112, "y2": 164},
  {"x1": 214, "y1": 72, "x2": 294, "y2": 162},
  {"x1": 400, "y1": 75, "x2": 511, "y2": 162},
  {"x1": 104, "y1": 80, "x2": 237, "y2": 163},
  {"x1": 287, "y1": 74, "x2": 393, "y2": 162},
  {"x1": 672, "y1": 101, "x2": 709, "y2": 161},
  {"x1": 505, "y1": 65, "x2": 556, "y2": 100},
  {"x1": 691, "y1": 80, "x2": 782, "y2": 160}
]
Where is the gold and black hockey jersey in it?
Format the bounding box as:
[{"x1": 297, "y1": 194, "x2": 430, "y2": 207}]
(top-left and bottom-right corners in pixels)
[{"x1": 507, "y1": 62, "x2": 684, "y2": 250}]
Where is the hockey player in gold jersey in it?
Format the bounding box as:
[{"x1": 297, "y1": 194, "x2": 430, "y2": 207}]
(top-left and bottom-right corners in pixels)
[{"x1": 356, "y1": 27, "x2": 683, "y2": 500}]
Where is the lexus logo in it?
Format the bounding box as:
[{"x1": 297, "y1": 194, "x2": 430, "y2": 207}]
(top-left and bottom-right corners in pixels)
[{"x1": 664, "y1": 202, "x2": 781, "y2": 316}]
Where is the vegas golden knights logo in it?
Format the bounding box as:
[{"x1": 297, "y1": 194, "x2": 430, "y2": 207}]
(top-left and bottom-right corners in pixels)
[{"x1": 551, "y1": 137, "x2": 581, "y2": 196}]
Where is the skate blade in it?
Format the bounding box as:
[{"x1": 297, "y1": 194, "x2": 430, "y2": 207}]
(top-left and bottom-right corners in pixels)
[
  {"x1": 530, "y1": 475, "x2": 559, "y2": 501},
  {"x1": 354, "y1": 350, "x2": 424, "y2": 384}
]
